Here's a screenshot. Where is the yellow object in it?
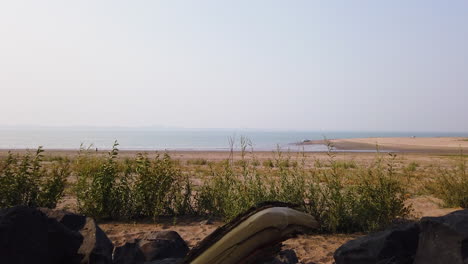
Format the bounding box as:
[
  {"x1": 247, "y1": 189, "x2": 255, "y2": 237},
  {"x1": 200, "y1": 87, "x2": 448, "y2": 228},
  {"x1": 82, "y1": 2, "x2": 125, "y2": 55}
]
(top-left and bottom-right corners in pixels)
[{"x1": 190, "y1": 207, "x2": 318, "y2": 264}]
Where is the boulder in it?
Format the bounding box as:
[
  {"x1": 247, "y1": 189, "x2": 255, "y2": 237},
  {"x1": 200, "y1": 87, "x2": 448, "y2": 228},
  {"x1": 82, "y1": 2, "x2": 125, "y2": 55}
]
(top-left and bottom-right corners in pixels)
[
  {"x1": 112, "y1": 240, "x2": 145, "y2": 264},
  {"x1": 334, "y1": 222, "x2": 420, "y2": 264},
  {"x1": 41, "y1": 208, "x2": 114, "y2": 264},
  {"x1": 0, "y1": 206, "x2": 83, "y2": 264},
  {"x1": 261, "y1": 249, "x2": 299, "y2": 264},
  {"x1": 112, "y1": 231, "x2": 189, "y2": 264},
  {"x1": 144, "y1": 258, "x2": 182, "y2": 264},
  {"x1": 138, "y1": 231, "x2": 189, "y2": 261},
  {"x1": 414, "y1": 209, "x2": 468, "y2": 264}
]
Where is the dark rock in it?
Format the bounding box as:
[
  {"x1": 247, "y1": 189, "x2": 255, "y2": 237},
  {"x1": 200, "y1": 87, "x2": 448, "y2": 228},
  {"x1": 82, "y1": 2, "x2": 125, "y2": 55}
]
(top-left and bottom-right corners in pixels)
[
  {"x1": 144, "y1": 258, "x2": 181, "y2": 264},
  {"x1": 138, "y1": 231, "x2": 189, "y2": 261},
  {"x1": 334, "y1": 222, "x2": 420, "y2": 264},
  {"x1": 261, "y1": 249, "x2": 299, "y2": 264},
  {"x1": 113, "y1": 240, "x2": 145, "y2": 264},
  {"x1": 414, "y1": 209, "x2": 468, "y2": 264},
  {"x1": 112, "y1": 231, "x2": 188, "y2": 264},
  {"x1": 40, "y1": 207, "x2": 87, "y2": 231},
  {"x1": 0, "y1": 206, "x2": 83, "y2": 264},
  {"x1": 41, "y1": 208, "x2": 114, "y2": 264},
  {"x1": 80, "y1": 217, "x2": 114, "y2": 264}
]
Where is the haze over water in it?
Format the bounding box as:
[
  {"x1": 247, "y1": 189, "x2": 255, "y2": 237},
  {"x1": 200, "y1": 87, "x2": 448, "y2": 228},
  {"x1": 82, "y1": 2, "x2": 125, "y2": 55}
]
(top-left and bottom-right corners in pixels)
[{"x1": 0, "y1": 128, "x2": 466, "y2": 151}]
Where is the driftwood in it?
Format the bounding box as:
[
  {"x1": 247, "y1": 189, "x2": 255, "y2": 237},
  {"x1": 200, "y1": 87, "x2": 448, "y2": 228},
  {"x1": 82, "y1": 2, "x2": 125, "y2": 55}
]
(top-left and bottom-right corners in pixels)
[{"x1": 182, "y1": 202, "x2": 319, "y2": 264}]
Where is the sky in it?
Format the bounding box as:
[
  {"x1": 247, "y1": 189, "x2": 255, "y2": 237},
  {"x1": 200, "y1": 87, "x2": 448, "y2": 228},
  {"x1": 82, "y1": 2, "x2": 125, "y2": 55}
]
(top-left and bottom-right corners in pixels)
[{"x1": 0, "y1": 1, "x2": 467, "y2": 132}]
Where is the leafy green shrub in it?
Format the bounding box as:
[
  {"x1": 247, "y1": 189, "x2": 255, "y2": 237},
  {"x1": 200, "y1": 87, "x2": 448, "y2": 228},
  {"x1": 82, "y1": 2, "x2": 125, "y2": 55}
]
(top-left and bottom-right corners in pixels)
[
  {"x1": 0, "y1": 147, "x2": 68, "y2": 208},
  {"x1": 195, "y1": 161, "x2": 273, "y2": 220},
  {"x1": 74, "y1": 142, "x2": 193, "y2": 220},
  {"x1": 305, "y1": 154, "x2": 410, "y2": 232},
  {"x1": 0, "y1": 139, "x2": 411, "y2": 233},
  {"x1": 74, "y1": 142, "x2": 123, "y2": 219},
  {"x1": 195, "y1": 148, "x2": 410, "y2": 233},
  {"x1": 133, "y1": 153, "x2": 193, "y2": 218},
  {"x1": 37, "y1": 161, "x2": 69, "y2": 208}
]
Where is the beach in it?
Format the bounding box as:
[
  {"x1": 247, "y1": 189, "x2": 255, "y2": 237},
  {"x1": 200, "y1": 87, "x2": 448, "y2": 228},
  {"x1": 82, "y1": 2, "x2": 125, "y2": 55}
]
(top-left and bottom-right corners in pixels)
[
  {"x1": 1, "y1": 136, "x2": 465, "y2": 263},
  {"x1": 301, "y1": 136, "x2": 468, "y2": 153}
]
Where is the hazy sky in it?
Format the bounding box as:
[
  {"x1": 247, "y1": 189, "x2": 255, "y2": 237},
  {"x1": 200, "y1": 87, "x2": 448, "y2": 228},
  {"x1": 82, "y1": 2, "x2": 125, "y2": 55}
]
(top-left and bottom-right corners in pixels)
[{"x1": 1, "y1": 1, "x2": 467, "y2": 132}]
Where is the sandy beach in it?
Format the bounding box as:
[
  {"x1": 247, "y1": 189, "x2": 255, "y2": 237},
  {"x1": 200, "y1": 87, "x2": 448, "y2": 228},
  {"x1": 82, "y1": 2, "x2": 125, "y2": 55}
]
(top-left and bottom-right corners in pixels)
[
  {"x1": 98, "y1": 196, "x2": 460, "y2": 264},
  {"x1": 302, "y1": 137, "x2": 468, "y2": 153},
  {"x1": 0, "y1": 137, "x2": 465, "y2": 263},
  {"x1": 2, "y1": 136, "x2": 467, "y2": 157}
]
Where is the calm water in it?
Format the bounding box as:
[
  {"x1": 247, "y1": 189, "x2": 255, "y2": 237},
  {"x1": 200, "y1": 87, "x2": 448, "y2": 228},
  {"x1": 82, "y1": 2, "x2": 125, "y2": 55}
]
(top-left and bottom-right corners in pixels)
[{"x1": 0, "y1": 128, "x2": 466, "y2": 151}]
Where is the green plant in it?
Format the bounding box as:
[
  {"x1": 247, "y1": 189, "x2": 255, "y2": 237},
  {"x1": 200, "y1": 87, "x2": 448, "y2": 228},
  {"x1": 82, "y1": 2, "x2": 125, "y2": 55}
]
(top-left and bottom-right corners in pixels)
[
  {"x1": 133, "y1": 153, "x2": 193, "y2": 218},
  {"x1": 187, "y1": 158, "x2": 209, "y2": 166},
  {"x1": 332, "y1": 160, "x2": 357, "y2": 169},
  {"x1": 74, "y1": 141, "x2": 122, "y2": 219},
  {"x1": 262, "y1": 159, "x2": 274, "y2": 168},
  {"x1": 304, "y1": 152, "x2": 410, "y2": 232},
  {"x1": 74, "y1": 142, "x2": 194, "y2": 220},
  {"x1": 0, "y1": 136, "x2": 416, "y2": 234},
  {"x1": 405, "y1": 161, "x2": 419, "y2": 173},
  {"x1": 0, "y1": 147, "x2": 68, "y2": 208},
  {"x1": 193, "y1": 140, "x2": 411, "y2": 232},
  {"x1": 427, "y1": 152, "x2": 467, "y2": 208},
  {"x1": 37, "y1": 161, "x2": 69, "y2": 208}
]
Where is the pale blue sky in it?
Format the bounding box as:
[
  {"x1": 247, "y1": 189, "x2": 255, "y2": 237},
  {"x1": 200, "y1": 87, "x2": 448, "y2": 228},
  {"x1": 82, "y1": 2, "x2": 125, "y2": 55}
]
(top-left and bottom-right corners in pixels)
[{"x1": 1, "y1": 1, "x2": 467, "y2": 131}]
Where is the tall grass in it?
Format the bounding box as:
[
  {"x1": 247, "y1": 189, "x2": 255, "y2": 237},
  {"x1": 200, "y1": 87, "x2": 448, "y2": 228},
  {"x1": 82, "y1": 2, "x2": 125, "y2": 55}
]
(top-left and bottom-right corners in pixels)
[
  {"x1": 427, "y1": 151, "x2": 467, "y2": 208},
  {"x1": 194, "y1": 143, "x2": 410, "y2": 232},
  {"x1": 0, "y1": 140, "x2": 419, "y2": 233}
]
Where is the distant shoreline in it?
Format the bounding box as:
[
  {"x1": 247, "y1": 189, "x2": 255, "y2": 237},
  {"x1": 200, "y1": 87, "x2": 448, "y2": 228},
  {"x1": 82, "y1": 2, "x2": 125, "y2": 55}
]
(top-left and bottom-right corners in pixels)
[
  {"x1": 1, "y1": 136, "x2": 468, "y2": 155},
  {"x1": 299, "y1": 137, "x2": 468, "y2": 153}
]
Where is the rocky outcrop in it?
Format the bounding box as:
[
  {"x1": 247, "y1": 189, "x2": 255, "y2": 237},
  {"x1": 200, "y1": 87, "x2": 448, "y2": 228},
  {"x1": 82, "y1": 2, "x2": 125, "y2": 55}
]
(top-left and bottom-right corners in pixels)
[
  {"x1": 0, "y1": 204, "x2": 310, "y2": 264},
  {"x1": 334, "y1": 222, "x2": 419, "y2": 264},
  {"x1": 139, "y1": 231, "x2": 189, "y2": 261},
  {"x1": 112, "y1": 231, "x2": 189, "y2": 264},
  {"x1": 335, "y1": 209, "x2": 468, "y2": 264},
  {"x1": 112, "y1": 240, "x2": 145, "y2": 264},
  {"x1": 0, "y1": 206, "x2": 83, "y2": 264},
  {"x1": 0, "y1": 206, "x2": 114, "y2": 264},
  {"x1": 414, "y1": 210, "x2": 468, "y2": 264},
  {"x1": 41, "y1": 208, "x2": 114, "y2": 264}
]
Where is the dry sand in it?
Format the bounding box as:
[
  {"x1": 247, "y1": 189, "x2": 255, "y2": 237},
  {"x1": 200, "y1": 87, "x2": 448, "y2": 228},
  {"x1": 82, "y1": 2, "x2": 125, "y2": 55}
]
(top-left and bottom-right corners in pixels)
[
  {"x1": 2, "y1": 137, "x2": 465, "y2": 263},
  {"x1": 99, "y1": 196, "x2": 459, "y2": 264},
  {"x1": 303, "y1": 137, "x2": 468, "y2": 153}
]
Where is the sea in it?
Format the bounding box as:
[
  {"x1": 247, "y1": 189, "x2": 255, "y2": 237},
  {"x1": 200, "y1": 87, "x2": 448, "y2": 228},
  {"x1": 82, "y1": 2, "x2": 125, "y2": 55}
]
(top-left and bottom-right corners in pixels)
[{"x1": 0, "y1": 127, "x2": 466, "y2": 152}]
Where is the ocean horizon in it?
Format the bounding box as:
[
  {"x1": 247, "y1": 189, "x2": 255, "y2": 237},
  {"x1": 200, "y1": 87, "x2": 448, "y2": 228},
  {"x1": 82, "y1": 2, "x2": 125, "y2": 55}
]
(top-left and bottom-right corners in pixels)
[{"x1": 0, "y1": 127, "x2": 467, "y2": 151}]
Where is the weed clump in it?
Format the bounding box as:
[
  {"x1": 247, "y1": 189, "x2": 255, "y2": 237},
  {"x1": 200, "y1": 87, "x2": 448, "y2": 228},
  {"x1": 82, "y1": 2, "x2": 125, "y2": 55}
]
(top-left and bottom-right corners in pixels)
[
  {"x1": 0, "y1": 139, "x2": 412, "y2": 233},
  {"x1": 187, "y1": 158, "x2": 209, "y2": 166},
  {"x1": 194, "y1": 144, "x2": 410, "y2": 232},
  {"x1": 74, "y1": 141, "x2": 193, "y2": 220},
  {"x1": 306, "y1": 154, "x2": 410, "y2": 232},
  {"x1": 0, "y1": 147, "x2": 68, "y2": 208},
  {"x1": 427, "y1": 152, "x2": 467, "y2": 208}
]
